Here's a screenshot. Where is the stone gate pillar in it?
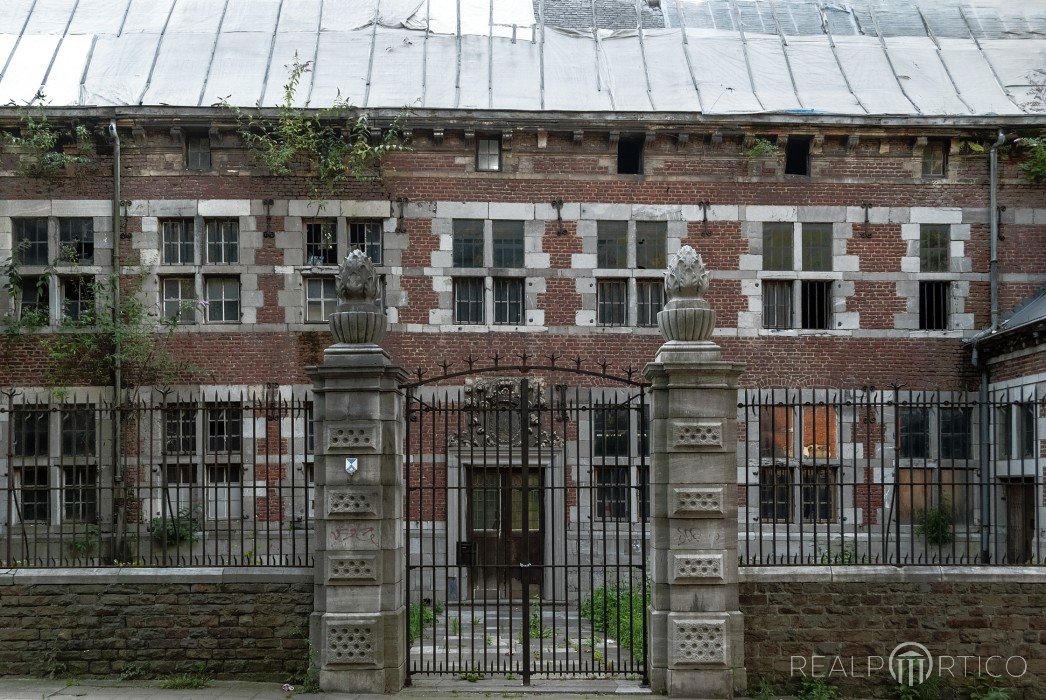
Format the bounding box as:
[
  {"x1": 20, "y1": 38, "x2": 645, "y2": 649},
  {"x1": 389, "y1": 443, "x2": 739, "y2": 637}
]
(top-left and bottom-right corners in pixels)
[
  {"x1": 306, "y1": 250, "x2": 406, "y2": 693},
  {"x1": 644, "y1": 246, "x2": 745, "y2": 698}
]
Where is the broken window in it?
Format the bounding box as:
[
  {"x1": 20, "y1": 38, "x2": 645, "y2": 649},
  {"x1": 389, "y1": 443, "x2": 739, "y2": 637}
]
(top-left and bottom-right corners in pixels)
[
  {"x1": 58, "y1": 218, "x2": 94, "y2": 264},
  {"x1": 635, "y1": 221, "x2": 666, "y2": 269},
  {"x1": 304, "y1": 219, "x2": 337, "y2": 266},
  {"x1": 616, "y1": 135, "x2": 644, "y2": 175},
  {"x1": 922, "y1": 139, "x2": 948, "y2": 178},
  {"x1": 348, "y1": 221, "x2": 383, "y2": 264},
  {"x1": 785, "y1": 136, "x2": 811, "y2": 176},
  {"x1": 13, "y1": 218, "x2": 49, "y2": 265},
  {"x1": 918, "y1": 281, "x2": 949, "y2": 330},
  {"x1": 61, "y1": 277, "x2": 94, "y2": 324},
  {"x1": 800, "y1": 281, "x2": 832, "y2": 330}
]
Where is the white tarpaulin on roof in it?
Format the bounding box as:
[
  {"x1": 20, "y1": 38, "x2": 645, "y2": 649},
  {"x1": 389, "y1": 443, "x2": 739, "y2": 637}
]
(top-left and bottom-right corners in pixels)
[{"x1": 0, "y1": 0, "x2": 1041, "y2": 114}]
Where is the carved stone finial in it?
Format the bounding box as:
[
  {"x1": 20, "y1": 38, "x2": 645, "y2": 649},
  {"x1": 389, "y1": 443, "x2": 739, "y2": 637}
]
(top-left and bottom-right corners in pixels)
[
  {"x1": 657, "y1": 245, "x2": 716, "y2": 342},
  {"x1": 329, "y1": 250, "x2": 387, "y2": 344}
]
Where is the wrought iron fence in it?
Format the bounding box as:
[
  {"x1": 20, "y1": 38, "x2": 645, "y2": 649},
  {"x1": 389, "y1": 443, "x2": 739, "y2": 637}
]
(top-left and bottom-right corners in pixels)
[
  {"x1": 739, "y1": 384, "x2": 1045, "y2": 565},
  {"x1": 1, "y1": 388, "x2": 314, "y2": 567}
]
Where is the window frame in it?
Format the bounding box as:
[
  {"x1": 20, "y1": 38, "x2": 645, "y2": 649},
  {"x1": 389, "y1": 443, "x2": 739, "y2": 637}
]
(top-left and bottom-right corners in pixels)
[
  {"x1": 304, "y1": 219, "x2": 338, "y2": 266},
  {"x1": 205, "y1": 218, "x2": 239, "y2": 265},
  {"x1": 918, "y1": 281, "x2": 950, "y2": 331},
  {"x1": 636, "y1": 280, "x2": 664, "y2": 327},
  {"x1": 453, "y1": 277, "x2": 485, "y2": 325},
  {"x1": 161, "y1": 219, "x2": 195, "y2": 265},
  {"x1": 186, "y1": 131, "x2": 212, "y2": 171},
  {"x1": 452, "y1": 219, "x2": 485, "y2": 268},
  {"x1": 304, "y1": 276, "x2": 338, "y2": 324},
  {"x1": 784, "y1": 135, "x2": 812, "y2": 176},
  {"x1": 596, "y1": 279, "x2": 628, "y2": 327},
  {"x1": 57, "y1": 217, "x2": 94, "y2": 265},
  {"x1": 491, "y1": 220, "x2": 524, "y2": 268},
  {"x1": 204, "y1": 276, "x2": 241, "y2": 324},
  {"x1": 347, "y1": 220, "x2": 383, "y2": 265},
  {"x1": 492, "y1": 277, "x2": 524, "y2": 325},
  {"x1": 12, "y1": 217, "x2": 49, "y2": 266},
  {"x1": 476, "y1": 136, "x2": 502, "y2": 172},
  {"x1": 922, "y1": 139, "x2": 948, "y2": 179}
]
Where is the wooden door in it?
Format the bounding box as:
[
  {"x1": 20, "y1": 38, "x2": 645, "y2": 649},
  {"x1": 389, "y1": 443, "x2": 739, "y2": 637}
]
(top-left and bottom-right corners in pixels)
[{"x1": 1005, "y1": 481, "x2": 1035, "y2": 564}]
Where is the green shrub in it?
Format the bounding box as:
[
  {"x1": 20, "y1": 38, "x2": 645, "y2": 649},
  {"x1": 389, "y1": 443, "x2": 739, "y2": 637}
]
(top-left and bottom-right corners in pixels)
[
  {"x1": 916, "y1": 502, "x2": 954, "y2": 547},
  {"x1": 408, "y1": 603, "x2": 438, "y2": 646},
  {"x1": 745, "y1": 137, "x2": 780, "y2": 159},
  {"x1": 797, "y1": 677, "x2": 839, "y2": 700},
  {"x1": 580, "y1": 583, "x2": 649, "y2": 664},
  {"x1": 150, "y1": 507, "x2": 200, "y2": 545},
  {"x1": 1017, "y1": 137, "x2": 1046, "y2": 184}
]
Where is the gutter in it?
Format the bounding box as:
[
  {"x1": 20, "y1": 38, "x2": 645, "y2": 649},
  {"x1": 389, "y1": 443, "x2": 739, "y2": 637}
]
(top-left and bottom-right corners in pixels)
[
  {"x1": 109, "y1": 116, "x2": 126, "y2": 558},
  {"x1": 988, "y1": 129, "x2": 1006, "y2": 330}
]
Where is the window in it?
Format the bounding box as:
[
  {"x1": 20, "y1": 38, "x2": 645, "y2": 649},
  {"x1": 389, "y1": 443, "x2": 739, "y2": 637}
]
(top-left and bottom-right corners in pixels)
[
  {"x1": 19, "y1": 277, "x2": 49, "y2": 321},
  {"x1": 596, "y1": 466, "x2": 630, "y2": 519},
  {"x1": 206, "y1": 464, "x2": 242, "y2": 519},
  {"x1": 800, "y1": 281, "x2": 832, "y2": 330},
  {"x1": 759, "y1": 406, "x2": 793, "y2": 459},
  {"x1": 161, "y1": 220, "x2": 194, "y2": 265},
  {"x1": 20, "y1": 466, "x2": 50, "y2": 522},
  {"x1": 452, "y1": 219, "x2": 484, "y2": 267},
  {"x1": 596, "y1": 280, "x2": 627, "y2": 326},
  {"x1": 762, "y1": 223, "x2": 834, "y2": 330},
  {"x1": 60, "y1": 408, "x2": 95, "y2": 457},
  {"x1": 164, "y1": 407, "x2": 196, "y2": 454},
  {"x1": 763, "y1": 281, "x2": 792, "y2": 330},
  {"x1": 762, "y1": 223, "x2": 793, "y2": 271},
  {"x1": 13, "y1": 409, "x2": 49, "y2": 457},
  {"x1": 785, "y1": 136, "x2": 811, "y2": 176},
  {"x1": 759, "y1": 466, "x2": 791, "y2": 522},
  {"x1": 899, "y1": 406, "x2": 930, "y2": 459},
  {"x1": 162, "y1": 278, "x2": 196, "y2": 323},
  {"x1": 1018, "y1": 403, "x2": 1036, "y2": 458},
  {"x1": 476, "y1": 136, "x2": 501, "y2": 172},
  {"x1": 802, "y1": 223, "x2": 833, "y2": 272},
  {"x1": 760, "y1": 405, "x2": 837, "y2": 460},
  {"x1": 637, "y1": 281, "x2": 664, "y2": 327},
  {"x1": 163, "y1": 464, "x2": 198, "y2": 513},
  {"x1": 922, "y1": 139, "x2": 948, "y2": 178},
  {"x1": 594, "y1": 407, "x2": 630, "y2": 457},
  {"x1": 454, "y1": 277, "x2": 485, "y2": 324},
  {"x1": 920, "y1": 225, "x2": 949, "y2": 273},
  {"x1": 61, "y1": 277, "x2": 94, "y2": 323},
  {"x1": 186, "y1": 132, "x2": 212, "y2": 170},
  {"x1": 204, "y1": 277, "x2": 240, "y2": 323},
  {"x1": 63, "y1": 466, "x2": 98, "y2": 522},
  {"x1": 597, "y1": 221, "x2": 627, "y2": 268},
  {"x1": 997, "y1": 405, "x2": 1013, "y2": 459},
  {"x1": 348, "y1": 221, "x2": 382, "y2": 264},
  {"x1": 206, "y1": 406, "x2": 242, "y2": 453},
  {"x1": 616, "y1": 135, "x2": 644, "y2": 175},
  {"x1": 800, "y1": 466, "x2": 835, "y2": 522},
  {"x1": 205, "y1": 219, "x2": 239, "y2": 264},
  {"x1": 636, "y1": 221, "x2": 666, "y2": 270},
  {"x1": 919, "y1": 281, "x2": 950, "y2": 330},
  {"x1": 13, "y1": 218, "x2": 48, "y2": 265},
  {"x1": 58, "y1": 218, "x2": 94, "y2": 264},
  {"x1": 492, "y1": 221, "x2": 524, "y2": 268},
  {"x1": 939, "y1": 407, "x2": 971, "y2": 460},
  {"x1": 305, "y1": 277, "x2": 338, "y2": 323},
  {"x1": 493, "y1": 278, "x2": 524, "y2": 324},
  {"x1": 305, "y1": 219, "x2": 337, "y2": 265}
]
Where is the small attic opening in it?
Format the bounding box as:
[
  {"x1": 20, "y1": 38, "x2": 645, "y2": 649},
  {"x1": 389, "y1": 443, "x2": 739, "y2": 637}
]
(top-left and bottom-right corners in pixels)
[
  {"x1": 785, "y1": 135, "x2": 812, "y2": 176},
  {"x1": 617, "y1": 135, "x2": 644, "y2": 175}
]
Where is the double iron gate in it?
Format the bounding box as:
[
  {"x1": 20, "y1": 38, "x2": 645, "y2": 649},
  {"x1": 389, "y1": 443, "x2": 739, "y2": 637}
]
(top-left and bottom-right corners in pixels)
[{"x1": 404, "y1": 366, "x2": 649, "y2": 684}]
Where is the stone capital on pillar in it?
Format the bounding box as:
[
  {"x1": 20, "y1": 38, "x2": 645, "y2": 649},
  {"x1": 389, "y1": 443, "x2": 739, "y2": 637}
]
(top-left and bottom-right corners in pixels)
[
  {"x1": 644, "y1": 246, "x2": 745, "y2": 698},
  {"x1": 306, "y1": 250, "x2": 407, "y2": 694}
]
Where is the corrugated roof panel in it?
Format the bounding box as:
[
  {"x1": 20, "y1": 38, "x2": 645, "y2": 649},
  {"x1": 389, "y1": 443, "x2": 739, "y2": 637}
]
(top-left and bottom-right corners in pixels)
[
  {"x1": 884, "y1": 37, "x2": 972, "y2": 114},
  {"x1": 744, "y1": 36, "x2": 803, "y2": 112},
  {"x1": 544, "y1": 28, "x2": 612, "y2": 111},
  {"x1": 259, "y1": 31, "x2": 318, "y2": 107},
  {"x1": 121, "y1": 0, "x2": 175, "y2": 34},
  {"x1": 684, "y1": 31, "x2": 763, "y2": 113},
  {"x1": 0, "y1": 34, "x2": 20, "y2": 73},
  {"x1": 0, "y1": 0, "x2": 36, "y2": 35},
  {"x1": 0, "y1": 34, "x2": 61, "y2": 104},
  {"x1": 458, "y1": 34, "x2": 491, "y2": 109},
  {"x1": 420, "y1": 33, "x2": 458, "y2": 108},
  {"x1": 832, "y1": 35, "x2": 916, "y2": 114},
  {"x1": 41, "y1": 33, "x2": 93, "y2": 104},
  {"x1": 22, "y1": 0, "x2": 77, "y2": 34},
  {"x1": 319, "y1": 2, "x2": 375, "y2": 32},
  {"x1": 367, "y1": 26, "x2": 425, "y2": 108},
  {"x1": 980, "y1": 38, "x2": 1046, "y2": 111},
  {"x1": 641, "y1": 29, "x2": 702, "y2": 112},
  {"x1": 203, "y1": 31, "x2": 272, "y2": 107},
  {"x1": 311, "y1": 31, "x2": 371, "y2": 105},
  {"x1": 166, "y1": 0, "x2": 225, "y2": 33},
  {"x1": 489, "y1": 32, "x2": 541, "y2": 110},
  {"x1": 81, "y1": 32, "x2": 159, "y2": 104},
  {"x1": 275, "y1": 0, "x2": 321, "y2": 33},
  {"x1": 786, "y1": 36, "x2": 863, "y2": 113},
  {"x1": 938, "y1": 38, "x2": 1023, "y2": 115},
  {"x1": 66, "y1": 0, "x2": 131, "y2": 35},
  {"x1": 140, "y1": 31, "x2": 215, "y2": 105},
  {"x1": 600, "y1": 32, "x2": 654, "y2": 111},
  {"x1": 222, "y1": 0, "x2": 281, "y2": 33},
  {"x1": 773, "y1": 0, "x2": 825, "y2": 36}
]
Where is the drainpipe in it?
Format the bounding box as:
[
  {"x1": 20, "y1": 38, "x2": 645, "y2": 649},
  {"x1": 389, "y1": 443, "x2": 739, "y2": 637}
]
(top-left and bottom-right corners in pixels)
[
  {"x1": 989, "y1": 129, "x2": 1005, "y2": 330},
  {"x1": 109, "y1": 117, "x2": 125, "y2": 558}
]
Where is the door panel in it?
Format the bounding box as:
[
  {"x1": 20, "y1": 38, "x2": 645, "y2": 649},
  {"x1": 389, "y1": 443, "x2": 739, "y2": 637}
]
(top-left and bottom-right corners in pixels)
[{"x1": 467, "y1": 467, "x2": 543, "y2": 599}]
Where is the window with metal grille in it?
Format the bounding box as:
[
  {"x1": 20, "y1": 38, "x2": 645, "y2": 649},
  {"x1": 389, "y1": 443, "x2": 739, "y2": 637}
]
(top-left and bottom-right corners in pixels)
[
  {"x1": 305, "y1": 402, "x2": 315, "y2": 455},
  {"x1": 785, "y1": 136, "x2": 811, "y2": 176},
  {"x1": 759, "y1": 466, "x2": 792, "y2": 522},
  {"x1": 61, "y1": 277, "x2": 93, "y2": 324},
  {"x1": 939, "y1": 407, "x2": 971, "y2": 460},
  {"x1": 205, "y1": 277, "x2": 240, "y2": 323},
  {"x1": 919, "y1": 281, "x2": 949, "y2": 330},
  {"x1": 305, "y1": 219, "x2": 337, "y2": 265},
  {"x1": 61, "y1": 408, "x2": 95, "y2": 457},
  {"x1": 762, "y1": 222, "x2": 793, "y2": 271},
  {"x1": 164, "y1": 407, "x2": 196, "y2": 454},
  {"x1": 161, "y1": 220, "x2": 194, "y2": 264},
  {"x1": 63, "y1": 466, "x2": 98, "y2": 522},
  {"x1": 920, "y1": 224, "x2": 950, "y2": 273},
  {"x1": 206, "y1": 464, "x2": 242, "y2": 519},
  {"x1": 58, "y1": 218, "x2": 94, "y2": 264},
  {"x1": 492, "y1": 221, "x2": 524, "y2": 267},
  {"x1": 1018, "y1": 403, "x2": 1036, "y2": 458},
  {"x1": 20, "y1": 466, "x2": 50, "y2": 522},
  {"x1": 348, "y1": 221, "x2": 382, "y2": 264},
  {"x1": 207, "y1": 406, "x2": 242, "y2": 453},
  {"x1": 493, "y1": 278, "x2": 524, "y2": 324},
  {"x1": 596, "y1": 279, "x2": 627, "y2": 326},
  {"x1": 997, "y1": 405, "x2": 1013, "y2": 459},
  {"x1": 205, "y1": 219, "x2": 239, "y2": 264},
  {"x1": 453, "y1": 277, "x2": 484, "y2": 324},
  {"x1": 13, "y1": 409, "x2": 49, "y2": 457},
  {"x1": 800, "y1": 466, "x2": 835, "y2": 522},
  {"x1": 476, "y1": 137, "x2": 501, "y2": 171},
  {"x1": 597, "y1": 221, "x2": 627, "y2": 268},
  {"x1": 801, "y1": 223, "x2": 833, "y2": 271},
  {"x1": 636, "y1": 221, "x2": 666, "y2": 269},
  {"x1": 617, "y1": 135, "x2": 644, "y2": 174},
  {"x1": 162, "y1": 277, "x2": 196, "y2": 323},
  {"x1": 922, "y1": 139, "x2": 948, "y2": 178},
  {"x1": 163, "y1": 464, "x2": 198, "y2": 514},
  {"x1": 762, "y1": 281, "x2": 792, "y2": 329},
  {"x1": 759, "y1": 405, "x2": 793, "y2": 459},
  {"x1": 637, "y1": 280, "x2": 664, "y2": 327},
  {"x1": 186, "y1": 133, "x2": 211, "y2": 170},
  {"x1": 305, "y1": 277, "x2": 337, "y2": 323},
  {"x1": 596, "y1": 466, "x2": 630, "y2": 519},
  {"x1": 638, "y1": 464, "x2": 650, "y2": 520},
  {"x1": 19, "y1": 277, "x2": 49, "y2": 322},
  {"x1": 801, "y1": 281, "x2": 832, "y2": 329},
  {"x1": 594, "y1": 406, "x2": 630, "y2": 457},
  {"x1": 452, "y1": 219, "x2": 484, "y2": 267},
  {"x1": 13, "y1": 218, "x2": 48, "y2": 265},
  {"x1": 899, "y1": 406, "x2": 930, "y2": 459}
]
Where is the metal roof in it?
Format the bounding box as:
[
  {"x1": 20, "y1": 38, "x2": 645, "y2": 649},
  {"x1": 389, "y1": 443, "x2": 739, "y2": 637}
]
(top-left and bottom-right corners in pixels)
[{"x1": 0, "y1": 0, "x2": 1043, "y2": 115}]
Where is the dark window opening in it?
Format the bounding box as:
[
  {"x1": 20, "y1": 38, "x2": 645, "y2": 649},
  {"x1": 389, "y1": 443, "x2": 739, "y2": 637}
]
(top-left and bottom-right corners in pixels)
[
  {"x1": 304, "y1": 220, "x2": 337, "y2": 265},
  {"x1": 939, "y1": 407, "x2": 971, "y2": 460},
  {"x1": 13, "y1": 218, "x2": 48, "y2": 265},
  {"x1": 899, "y1": 406, "x2": 930, "y2": 459},
  {"x1": 596, "y1": 280, "x2": 627, "y2": 326},
  {"x1": 617, "y1": 135, "x2": 644, "y2": 175},
  {"x1": 800, "y1": 466, "x2": 835, "y2": 522},
  {"x1": 597, "y1": 221, "x2": 627, "y2": 269},
  {"x1": 922, "y1": 139, "x2": 948, "y2": 178},
  {"x1": 61, "y1": 277, "x2": 94, "y2": 324},
  {"x1": 800, "y1": 281, "x2": 831, "y2": 330},
  {"x1": 186, "y1": 132, "x2": 212, "y2": 170},
  {"x1": 763, "y1": 281, "x2": 792, "y2": 330},
  {"x1": 785, "y1": 136, "x2": 811, "y2": 176},
  {"x1": 348, "y1": 221, "x2": 382, "y2": 265},
  {"x1": 637, "y1": 280, "x2": 664, "y2": 327},
  {"x1": 759, "y1": 466, "x2": 792, "y2": 522},
  {"x1": 14, "y1": 409, "x2": 49, "y2": 457},
  {"x1": 919, "y1": 281, "x2": 949, "y2": 330},
  {"x1": 453, "y1": 277, "x2": 484, "y2": 324},
  {"x1": 493, "y1": 278, "x2": 524, "y2": 324},
  {"x1": 491, "y1": 221, "x2": 524, "y2": 268},
  {"x1": 58, "y1": 218, "x2": 94, "y2": 264},
  {"x1": 452, "y1": 219, "x2": 485, "y2": 268}
]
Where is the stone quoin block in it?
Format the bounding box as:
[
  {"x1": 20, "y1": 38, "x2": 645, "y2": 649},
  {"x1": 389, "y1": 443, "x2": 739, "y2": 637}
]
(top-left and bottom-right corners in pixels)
[
  {"x1": 324, "y1": 421, "x2": 380, "y2": 453},
  {"x1": 326, "y1": 487, "x2": 382, "y2": 518}
]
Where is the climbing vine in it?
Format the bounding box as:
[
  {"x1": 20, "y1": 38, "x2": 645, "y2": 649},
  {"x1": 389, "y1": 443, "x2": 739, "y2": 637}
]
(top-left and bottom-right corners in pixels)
[
  {"x1": 222, "y1": 55, "x2": 408, "y2": 200},
  {"x1": 3, "y1": 94, "x2": 96, "y2": 179}
]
